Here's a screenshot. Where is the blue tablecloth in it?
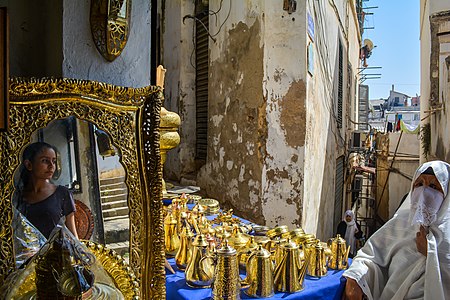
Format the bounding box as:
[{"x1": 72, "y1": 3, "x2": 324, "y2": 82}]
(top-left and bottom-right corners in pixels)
[
  {"x1": 164, "y1": 202, "x2": 347, "y2": 299},
  {"x1": 166, "y1": 258, "x2": 347, "y2": 300}
]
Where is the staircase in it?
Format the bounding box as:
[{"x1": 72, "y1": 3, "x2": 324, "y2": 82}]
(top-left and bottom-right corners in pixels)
[{"x1": 100, "y1": 176, "x2": 130, "y2": 256}]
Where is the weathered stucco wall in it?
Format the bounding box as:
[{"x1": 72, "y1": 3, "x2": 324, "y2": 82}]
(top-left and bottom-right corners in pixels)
[
  {"x1": 197, "y1": 1, "x2": 266, "y2": 224},
  {"x1": 160, "y1": 1, "x2": 197, "y2": 182},
  {"x1": 260, "y1": 1, "x2": 307, "y2": 227}
]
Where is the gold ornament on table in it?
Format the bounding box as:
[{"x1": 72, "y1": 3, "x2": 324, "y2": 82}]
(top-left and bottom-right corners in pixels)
[
  {"x1": 273, "y1": 239, "x2": 310, "y2": 293},
  {"x1": 156, "y1": 65, "x2": 182, "y2": 196},
  {"x1": 242, "y1": 244, "x2": 275, "y2": 298},
  {"x1": 228, "y1": 224, "x2": 249, "y2": 253},
  {"x1": 327, "y1": 234, "x2": 350, "y2": 270},
  {"x1": 185, "y1": 234, "x2": 214, "y2": 288},
  {"x1": 213, "y1": 209, "x2": 241, "y2": 225},
  {"x1": 197, "y1": 198, "x2": 220, "y2": 216}
]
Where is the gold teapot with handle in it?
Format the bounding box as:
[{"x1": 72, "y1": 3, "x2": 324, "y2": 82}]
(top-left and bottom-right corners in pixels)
[
  {"x1": 273, "y1": 239, "x2": 311, "y2": 293},
  {"x1": 164, "y1": 210, "x2": 180, "y2": 257},
  {"x1": 307, "y1": 239, "x2": 328, "y2": 277},
  {"x1": 242, "y1": 244, "x2": 275, "y2": 298},
  {"x1": 175, "y1": 219, "x2": 194, "y2": 271},
  {"x1": 185, "y1": 234, "x2": 214, "y2": 288},
  {"x1": 327, "y1": 234, "x2": 350, "y2": 270}
]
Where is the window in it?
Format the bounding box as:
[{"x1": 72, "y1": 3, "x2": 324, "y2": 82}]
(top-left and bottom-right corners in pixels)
[
  {"x1": 337, "y1": 40, "x2": 343, "y2": 128},
  {"x1": 195, "y1": 2, "x2": 209, "y2": 161}
]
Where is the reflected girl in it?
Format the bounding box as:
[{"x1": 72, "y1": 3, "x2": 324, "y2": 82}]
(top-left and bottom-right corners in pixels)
[{"x1": 15, "y1": 142, "x2": 78, "y2": 239}]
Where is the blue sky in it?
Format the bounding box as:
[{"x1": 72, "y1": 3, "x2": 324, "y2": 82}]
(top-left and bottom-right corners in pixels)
[{"x1": 361, "y1": 0, "x2": 420, "y2": 100}]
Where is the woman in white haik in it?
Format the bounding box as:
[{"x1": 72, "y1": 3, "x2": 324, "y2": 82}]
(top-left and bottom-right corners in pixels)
[{"x1": 342, "y1": 160, "x2": 450, "y2": 300}]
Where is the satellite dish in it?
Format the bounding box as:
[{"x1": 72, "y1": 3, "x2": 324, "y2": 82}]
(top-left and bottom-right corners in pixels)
[{"x1": 364, "y1": 39, "x2": 374, "y2": 51}]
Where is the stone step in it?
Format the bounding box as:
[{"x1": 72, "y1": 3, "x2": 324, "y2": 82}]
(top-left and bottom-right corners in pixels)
[
  {"x1": 99, "y1": 181, "x2": 127, "y2": 192},
  {"x1": 101, "y1": 193, "x2": 128, "y2": 204},
  {"x1": 104, "y1": 218, "x2": 130, "y2": 244},
  {"x1": 102, "y1": 207, "x2": 129, "y2": 219},
  {"x1": 103, "y1": 215, "x2": 130, "y2": 222},
  {"x1": 106, "y1": 241, "x2": 129, "y2": 257},
  {"x1": 100, "y1": 176, "x2": 126, "y2": 186},
  {"x1": 100, "y1": 187, "x2": 127, "y2": 197},
  {"x1": 101, "y1": 199, "x2": 128, "y2": 210}
]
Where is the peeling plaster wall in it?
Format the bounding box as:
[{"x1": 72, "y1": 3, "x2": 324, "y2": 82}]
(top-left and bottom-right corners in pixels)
[
  {"x1": 260, "y1": 1, "x2": 307, "y2": 228},
  {"x1": 197, "y1": 1, "x2": 266, "y2": 224},
  {"x1": 62, "y1": 0, "x2": 152, "y2": 87},
  {"x1": 160, "y1": 1, "x2": 197, "y2": 181}
]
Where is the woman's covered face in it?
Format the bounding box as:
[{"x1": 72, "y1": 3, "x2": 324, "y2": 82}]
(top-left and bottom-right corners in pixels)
[
  {"x1": 410, "y1": 173, "x2": 445, "y2": 226},
  {"x1": 413, "y1": 174, "x2": 444, "y2": 195}
]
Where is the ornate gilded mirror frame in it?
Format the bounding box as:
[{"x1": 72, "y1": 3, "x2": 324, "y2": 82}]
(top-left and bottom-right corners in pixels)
[
  {"x1": 0, "y1": 78, "x2": 165, "y2": 299},
  {"x1": 90, "y1": 0, "x2": 132, "y2": 61}
]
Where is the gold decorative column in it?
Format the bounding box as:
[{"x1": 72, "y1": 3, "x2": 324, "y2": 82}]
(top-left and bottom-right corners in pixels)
[{"x1": 157, "y1": 66, "x2": 181, "y2": 195}]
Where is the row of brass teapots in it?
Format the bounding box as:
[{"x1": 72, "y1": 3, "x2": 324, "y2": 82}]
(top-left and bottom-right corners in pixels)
[{"x1": 241, "y1": 238, "x2": 313, "y2": 297}]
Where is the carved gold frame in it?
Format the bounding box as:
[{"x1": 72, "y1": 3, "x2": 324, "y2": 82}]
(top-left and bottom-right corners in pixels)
[{"x1": 0, "y1": 78, "x2": 165, "y2": 299}]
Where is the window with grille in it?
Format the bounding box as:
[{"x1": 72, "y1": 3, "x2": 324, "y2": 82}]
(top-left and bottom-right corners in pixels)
[
  {"x1": 195, "y1": 2, "x2": 209, "y2": 161},
  {"x1": 337, "y1": 40, "x2": 343, "y2": 129},
  {"x1": 334, "y1": 156, "x2": 345, "y2": 231}
]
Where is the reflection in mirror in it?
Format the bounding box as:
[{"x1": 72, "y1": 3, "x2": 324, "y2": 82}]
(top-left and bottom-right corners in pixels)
[
  {"x1": 40, "y1": 116, "x2": 81, "y2": 192},
  {"x1": 12, "y1": 118, "x2": 129, "y2": 267}
]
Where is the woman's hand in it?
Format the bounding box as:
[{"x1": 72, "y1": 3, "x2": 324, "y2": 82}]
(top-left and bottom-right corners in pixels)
[
  {"x1": 416, "y1": 225, "x2": 428, "y2": 257},
  {"x1": 342, "y1": 277, "x2": 364, "y2": 300}
]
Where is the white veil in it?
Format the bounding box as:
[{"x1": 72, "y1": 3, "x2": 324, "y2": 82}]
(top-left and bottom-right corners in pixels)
[{"x1": 343, "y1": 160, "x2": 450, "y2": 300}]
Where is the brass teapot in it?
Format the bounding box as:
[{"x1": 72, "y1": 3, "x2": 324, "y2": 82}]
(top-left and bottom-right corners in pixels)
[
  {"x1": 164, "y1": 211, "x2": 180, "y2": 257},
  {"x1": 242, "y1": 244, "x2": 274, "y2": 298},
  {"x1": 307, "y1": 239, "x2": 328, "y2": 277},
  {"x1": 185, "y1": 234, "x2": 214, "y2": 288},
  {"x1": 327, "y1": 234, "x2": 350, "y2": 270},
  {"x1": 175, "y1": 221, "x2": 194, "y2": 271},
  {"x1": 273, "y1": 239, "x2": 311, "y2": 293}
]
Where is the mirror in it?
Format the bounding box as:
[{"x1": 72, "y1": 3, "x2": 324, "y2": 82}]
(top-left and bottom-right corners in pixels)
[
  {"x1": 13, "y1": 118, "x2": 129, "y2": 247},
  {"x1": 0, "y1": 78, "x2": 165, "y2": 299}
]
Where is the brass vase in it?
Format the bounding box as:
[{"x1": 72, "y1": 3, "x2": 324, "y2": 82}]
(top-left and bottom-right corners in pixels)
[{"x1": 211, "y1": 240, "x2": 241, "y2": 300}]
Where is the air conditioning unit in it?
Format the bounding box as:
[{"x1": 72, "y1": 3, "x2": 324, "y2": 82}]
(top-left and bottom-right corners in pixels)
[
  {"x1": 350, "y1": 131, "x2": 367, "y2": 149},
  {"x1": 353, "y1": 175, "x2": 364, "y2": 191}
]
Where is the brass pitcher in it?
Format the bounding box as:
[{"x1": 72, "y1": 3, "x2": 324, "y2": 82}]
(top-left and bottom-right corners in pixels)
[
  {"x1": 164, "y1": 210, "x2": 180, "y2": 257},
  {"x1": 175, "y1": 222, "x2": 194, "y2": 271},
  {"x1": 185, "y1": 234, "x2": 214, "y2": 288},
  {"x1": 209, "y1": 240, "x2": 241, "y2": 300},
  {"x1": 242, "y1": 245, "x2": 274, "y2": 298},
  {"x1": 327, "y1": 234, "x2": 350, "y2": 270},
  {"x1": 238, "y1": 236, "x2": 259, "y2": 268},
  {"x1": 273, "y1": 240, "x2": 311, "y2": 293},
  {"x1": 307, "y1": 239, "x2": 328, "y2": 277}
]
